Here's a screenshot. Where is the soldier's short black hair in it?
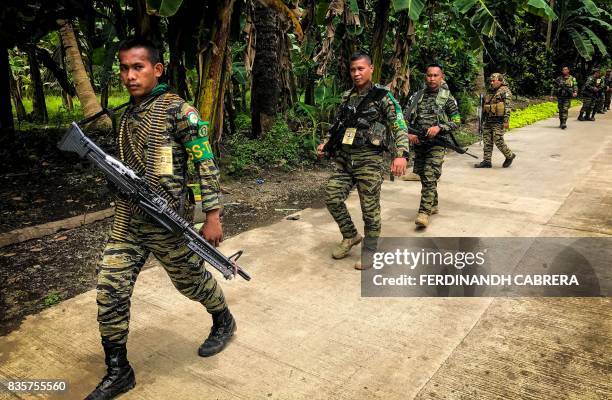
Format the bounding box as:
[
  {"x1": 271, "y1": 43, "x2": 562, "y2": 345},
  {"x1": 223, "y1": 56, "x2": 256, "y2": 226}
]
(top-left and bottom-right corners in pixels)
[
  {"x1": 118, "y1": 37, "x2": 163, "y2": 65},
  {"x1": 425, "y1": 63, "x2": 444, "y2": 74},
  {"x1": 350, "y1": 52, "x2": 372, "y2": 65}
]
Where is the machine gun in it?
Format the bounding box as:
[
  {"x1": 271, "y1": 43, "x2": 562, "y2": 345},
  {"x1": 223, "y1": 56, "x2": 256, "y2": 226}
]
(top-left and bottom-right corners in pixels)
[
  {"x1": 322, "y1": 85, "x2": 389, "y2": 157},
  {"x1": 58, "y1": 121, "x2": 251, "y2": 281},
  {"x1": 407, "y1": 125, "x2": 478, "y2": 159}
]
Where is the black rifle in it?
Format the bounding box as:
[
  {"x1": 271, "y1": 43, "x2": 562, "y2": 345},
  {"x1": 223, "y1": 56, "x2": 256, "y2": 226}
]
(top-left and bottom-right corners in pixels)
[
  {"x1": 58, "y1": 122, "x2": 251, "y2": 281},
  {"x1": 407, "y1": 125, "x2": 478, "y2": 159},
  {"x1": 323, "y1": 85, "x2": 389, "y2": 157}
]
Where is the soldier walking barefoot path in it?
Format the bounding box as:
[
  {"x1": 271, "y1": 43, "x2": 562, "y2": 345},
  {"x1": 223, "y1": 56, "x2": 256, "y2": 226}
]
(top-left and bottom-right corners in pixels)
[{"x1": 1, "y1": 107, "x2": 610, "y2": 399}]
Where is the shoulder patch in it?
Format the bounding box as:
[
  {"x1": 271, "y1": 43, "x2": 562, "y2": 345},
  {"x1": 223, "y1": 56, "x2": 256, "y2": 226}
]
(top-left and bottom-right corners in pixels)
[{"x1": 181, "y1": 104, "x2": 200, "y2": 125}]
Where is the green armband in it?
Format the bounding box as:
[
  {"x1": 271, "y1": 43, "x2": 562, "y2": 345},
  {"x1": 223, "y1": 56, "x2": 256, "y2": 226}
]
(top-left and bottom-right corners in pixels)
[
  {"x1": 387, "y1": 92, "x2": 408, "y2": 130},
  {"x1": 450, "y1": 113, "x2": 461, "y2": 123},
  {"x1": 185, "y1": 137, "x2": 214, "y2": 163}
]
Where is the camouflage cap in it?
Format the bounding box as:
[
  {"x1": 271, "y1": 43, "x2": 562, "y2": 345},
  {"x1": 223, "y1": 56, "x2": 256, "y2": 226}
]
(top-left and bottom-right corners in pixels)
[{"x1": 489, "y1": 73, "x2": 505, "y2": 82}]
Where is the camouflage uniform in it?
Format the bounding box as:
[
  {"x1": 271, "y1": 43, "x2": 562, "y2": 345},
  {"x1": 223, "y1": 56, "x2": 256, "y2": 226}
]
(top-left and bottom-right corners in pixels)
[
  {"x1": 325, "y1": 82, "x2": 409, "y2": 250},
  {"x1": 595, "y1": 76, "x2": 606, "y2": 113},
  {"x1": 579, "y1": 75, "x2": 600, "y2": 120},
  {"x1": 482, "y1": 78, "x2": 514, "y2": 163},
  {"x1": 97, "y1": 84, "x2": 226, "y2": 345},
  {"x1": 404, "y1": 84, "x2": 461, "y2": 215},
  {"x1": 550, "y1": 75, "x2": 577, "y2": 126}
]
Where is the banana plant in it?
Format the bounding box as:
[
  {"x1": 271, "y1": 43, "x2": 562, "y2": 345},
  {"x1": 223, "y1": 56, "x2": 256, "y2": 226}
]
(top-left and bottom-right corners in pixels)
[{"x1": 553, "y1": 0, "x2": 611, "y2": 60}]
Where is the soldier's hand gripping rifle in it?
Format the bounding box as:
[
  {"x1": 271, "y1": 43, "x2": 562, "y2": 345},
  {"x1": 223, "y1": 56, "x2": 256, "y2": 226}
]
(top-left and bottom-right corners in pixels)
[
  {"x1": 58, "y1": 121, "x2": 251, "y2": 281},
  {"x1": 407, "y1": 125, "x2": 478, "y2": 159},
  {"x1": 322, "y1": 86, "x2": 389, "y2": 158},
  {"x1": 477, "y1": 94, "x2": 484, "y2": 145}
]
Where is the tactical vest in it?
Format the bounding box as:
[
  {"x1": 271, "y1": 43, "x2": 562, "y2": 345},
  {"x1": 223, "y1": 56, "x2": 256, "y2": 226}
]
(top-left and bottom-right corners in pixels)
[
  {"x1": 111, "y1": 92, "x2": 189, "y2": 240},
  {"x1": 340, "y1": 84, "x2": 390, "y2": 148},
  {"x1": 483, "y1": 86, "x2": 507, "y2": 117},
  {"x1": 405, "y1": 85, "x2": 452, "y2": 127},
  {"x1": 555, "y1": 76, "x2": 575, "y2": 98}
]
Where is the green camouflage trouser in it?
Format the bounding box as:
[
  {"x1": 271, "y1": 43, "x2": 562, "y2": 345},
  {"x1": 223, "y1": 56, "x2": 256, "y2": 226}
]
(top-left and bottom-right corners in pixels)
[
  {"x1": 596, "y1": 94, "x2": 605, "y2": 112},
  {"x1": 580, "y1": 97, "x2": 596, "y2": 114},
  {"x1": 482, "y1": 120, "x2": 513, "y2": 163},
  {"x1": 413, "y1": 145, "x2": 445, "y2": 215},
  {"x1": 605, "y1": 91, "x2": 611, "y2": 110},
  {"x1": 325, "y1": 146, "x2": 384, "y2": 250},
  {"x1": 557, "y1": 98, "x2": 570, "y2": 123},
  {"x1": 97, "y1": 214, "x2": 226, "y2": 344}
]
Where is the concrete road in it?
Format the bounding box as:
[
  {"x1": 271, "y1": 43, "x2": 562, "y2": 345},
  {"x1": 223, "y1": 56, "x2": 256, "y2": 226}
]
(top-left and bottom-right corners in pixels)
[{"x1": 1, "y1": 108, "x2": 610, "y2": 399}]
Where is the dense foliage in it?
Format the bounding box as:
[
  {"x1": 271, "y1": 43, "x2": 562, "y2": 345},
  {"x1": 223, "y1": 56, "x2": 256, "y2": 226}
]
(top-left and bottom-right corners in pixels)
[{"x1": 1, "y1": 0, "x2": 610, "y2": 174}]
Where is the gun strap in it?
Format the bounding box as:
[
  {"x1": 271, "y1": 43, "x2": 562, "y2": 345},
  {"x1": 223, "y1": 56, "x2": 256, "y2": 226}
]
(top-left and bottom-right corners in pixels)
[
  {"x1": 404, "y1": 89, "x2": 425, "y2": 124},
  {"x1": 345, "y1": 85, "x2": 389, "y2": 121}
]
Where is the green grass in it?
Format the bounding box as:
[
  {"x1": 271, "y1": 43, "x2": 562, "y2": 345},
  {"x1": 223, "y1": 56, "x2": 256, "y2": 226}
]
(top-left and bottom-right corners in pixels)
[
  {"x1": 509, "y1": 99, "x2": 581, "y2": 130},
  {"x1": 43, "y1": 292, "x2": 61, "y2": 307},
  {"x1": 454, "y1": 99, "x2": 582, "y2": 148},
  {"x1": 13, "y1": 93, "x2": 130, "y2": 128}
]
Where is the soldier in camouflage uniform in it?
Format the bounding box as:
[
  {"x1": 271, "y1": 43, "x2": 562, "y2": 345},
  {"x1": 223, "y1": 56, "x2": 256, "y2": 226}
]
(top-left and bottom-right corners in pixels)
[
  {"x1": 474, "y1": 73, "x2": 515, "y2": 169},
  {"x1": 317, "y1": 53, "x2": 409, "y2": 269},
  {"x1": 604, "y1": 69, "x2": 612, "y2": 112},
  {"x1": 403, "y1": 64, "x2": 461, "y2": 228},
  {"x1": 549, "y1": 66, "x2": 577, "y2": 129},
  {"x1": 595, "y1": 69, "x2": 607, "y2": 114},
  {"x1": 86, "y1": 38, "x2": 236, "y2": 400},
  {"x1": 578, "y1": 70, "x2": 602, "y2": 121}
]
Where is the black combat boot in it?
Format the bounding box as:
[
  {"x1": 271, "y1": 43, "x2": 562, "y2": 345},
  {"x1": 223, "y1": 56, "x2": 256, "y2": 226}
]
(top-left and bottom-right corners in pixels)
[
  {"x1": 85, "y1": 341, "x2": 136, "y2": 400},
  {"x1": 198, "y1": 308, "x2": 236, "y2": 357},
  {"x1": 588, "y1": 110, "x2": 596, "y2": 121},
  {"x1": 577, "y1": 112, "x2": 585, "y2": 121},
  {"x1": 561, "y1": 119, "x2": 567, "y2": 129},
  {"x1": 474, "y1": 161, "x2": 492, "y2": 168},
  {"x1": 502, "y1": 154, "x2": 516, "y2": 168}
]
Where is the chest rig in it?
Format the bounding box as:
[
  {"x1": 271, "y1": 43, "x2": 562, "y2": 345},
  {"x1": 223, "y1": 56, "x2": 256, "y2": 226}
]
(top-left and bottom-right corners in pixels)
[
  {"x1": 341, "y1": 84, "x2": 389, "y2": 148},
  {"x1": 483, "y1": 86, "x2": 506, "y2": 117},
  {"x1": 556, "y1": 76, "x2": 575, "y2": 97},
  {"x1": 405, "y1": 85, "x2": 451, "y2": 128}
]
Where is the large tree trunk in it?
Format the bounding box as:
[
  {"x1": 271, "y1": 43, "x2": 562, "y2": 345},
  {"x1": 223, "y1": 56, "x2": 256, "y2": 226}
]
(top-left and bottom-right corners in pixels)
[
  {"x1": 371, "y1": 0, "x2": 390, "y2": 84},
  {"x1": 250, "y1": 2, "x2": 284, "y2": 138},
  {"x1": 26, "y1": 46, "x2": 48, "y2": 123},
  {"x1": 168, "y1": 16, "x2": 190, "y2": 100},
  {"x1": 59, "y1": 37, "x2": 74, "y2": 111},
  {"x1": 133, "y1": 0, "x2": 162, "y2": 42},
  {"x1": 387, "y1": 13, "x2": 414, "y2": 104},
  {"x1": 196, "y1": 0, "x2": 235, "y2": 148},
  {"x1": 58, "y1": 19, "x2": 111, "y2": 129},
  {"x1": 10, "y1": 71, "x2": 27, "y2": 121},
  {"x1": 473, "y1": 47, "x2": 487, "y2": 95},
  {"x1": 0, "y1": 45, "x2": 14, "y2": 132}
]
